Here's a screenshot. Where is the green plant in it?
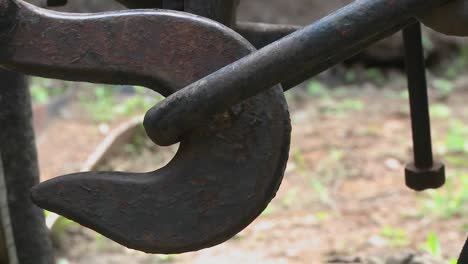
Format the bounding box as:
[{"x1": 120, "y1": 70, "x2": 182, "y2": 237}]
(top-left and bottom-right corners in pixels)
[
  {"x1": 115, "y1": 86, "x2": 159, "y2": 116},
  {"x1": 57, "y1": 258, "x2": 70, "y2": 264},
  {"x1": 310, "y1": 178, "x2": 332, "y2": 206},
  {"x1": 423, "y1": 232, "x2": 442, "y2": 258},
  {"x1": 445, "y1": 155, "x2": 468, "y2": 168},
  {"x1": 81, "y1": 85, "x2": 115, "y2": 122},
  {"x1": 422, "y1": 232, "x2": 459, "y2": 263},
  {"x1": 444, "y1": 120, "x2": 468, "y2": 154},
  {"x1": 379, "y1": 226, "x2": 410, "y2": 247},
  {"x1": 445, "y1": 45, "x2": 468, "y2": 79},
  {"x1": 345, "y1": 69, "x2": 357, "y2": 83},
  {"x1": 422, "y1": 35, "x2": 434, "y2": 52},
  {"x1": 365, "y1": 68, "x2": 386, "y2": 87},
  {"x1": 280, "y1": 188, "x2": 298, "y2": 209},
  {"x1": 323, "y1": 98, "x2": 364, "y2": 117},
  {"x1": 307, "y1": 80, "x2": 327, "y2": 98},
  {"x1": 399, "y1": 90, "x2": 409, "y2": 100},
  {"x1": 81, "y1": 85, "x2": 162, "y2": 122},
  {"x1": 430, "y1": 104, "x2": 451, "y2": 119},
  {"x1": 30, "y1": 77, "x2": 67, "y2": 103},
  {"x1": 261, "y1": 204, "x2": 276, "y2": 216},
  {"x1": 315, "y1": 211, "x2": 331, "y2": 222},
  {"x1": 284, "y1": 90, "x2": 296, "y2": 104},
  {"x1": 123, "y1": 125, "x2": 152, "y2": 155},
  {"x1": 422, "y1": 173, "x2": 468, "y2": 218},
  {"x1": 155, "y1": 254, "x2": 176, "y2": 263},
  {"x1": 433, "y1": 78, "x2": 455, "y2": 100},
  {"x1": 335, "y1": 99, "x2": 363, "y2": 112},
  {"x1": 292, "y1": 149, "x2": 308, "y2": 173}
]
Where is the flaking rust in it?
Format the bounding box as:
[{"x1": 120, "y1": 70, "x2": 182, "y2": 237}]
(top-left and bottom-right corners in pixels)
[{"x1": 0, "y1": 0, "x2": 290, "y2": 254}]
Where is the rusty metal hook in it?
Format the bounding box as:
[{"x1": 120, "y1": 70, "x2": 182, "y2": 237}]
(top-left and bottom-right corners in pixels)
[{"x1": 0, "y1": 0, "x2": 291, "y2": 253}]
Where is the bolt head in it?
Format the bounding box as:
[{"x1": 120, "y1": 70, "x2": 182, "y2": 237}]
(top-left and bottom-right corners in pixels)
[{"x1": 405, "y1": 161, "x2": 445, "y2": 191}]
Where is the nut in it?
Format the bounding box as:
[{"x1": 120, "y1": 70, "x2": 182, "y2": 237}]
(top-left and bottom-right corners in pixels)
[{"x1": 405, "y1": 161, "x2": 445, "y2": 191}]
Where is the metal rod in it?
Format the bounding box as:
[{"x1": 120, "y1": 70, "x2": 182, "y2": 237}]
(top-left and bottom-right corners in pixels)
[
  {"x1": 0, "y1": 153, "x2": 18, "y2": 264},
  {"x1": 0, "y1": 69, "x2": 55, "y2": 263},
  {"x1": 144, "y1": 0, "x2": 450, "y2": 146},
  {"x1": 403, "y1": 22, "x2": 434, "y2": 169},
  {"x1": 459, "y1": 236, "x2": 468, "y2": 264}
]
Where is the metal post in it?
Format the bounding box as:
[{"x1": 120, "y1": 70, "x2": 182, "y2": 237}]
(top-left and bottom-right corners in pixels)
[
  {"x1": 402, "y1": 22, "x2": 445, "y2": 191},
  {"x1": 0, "y1": 70, "x2": 54, "y2": 263},
  {"x1": 403, "y1": 22, "x2": 434, "y2": 169},
  {"x1": 0, "y1": 152, "x2": 18, "y2": 264}
]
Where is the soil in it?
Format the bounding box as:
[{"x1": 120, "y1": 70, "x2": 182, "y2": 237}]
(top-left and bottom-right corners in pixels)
[{"x1": 33, "y1": 68, "x2": 468, "y2": 263}]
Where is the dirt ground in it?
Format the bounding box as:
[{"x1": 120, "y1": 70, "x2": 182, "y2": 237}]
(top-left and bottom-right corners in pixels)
[{"x1": 32, "y1": 64, "x2": 468, "y2": 263}]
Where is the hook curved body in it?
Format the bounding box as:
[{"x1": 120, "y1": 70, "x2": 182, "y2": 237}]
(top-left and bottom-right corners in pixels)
[{"x1": 0, "y1": 0, "x2": 291, "y2": 253}]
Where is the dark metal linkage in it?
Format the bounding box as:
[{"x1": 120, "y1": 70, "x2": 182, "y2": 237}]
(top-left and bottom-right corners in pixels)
[
  {"x1": 404, "y1": 22, "x2": 433, "y2": 168},
  {"x1": 143, "y1": 0, "x2": 450, "y2": 146},
  {"x1": 402, "y1": 22, "x2": 445, "y2": 191}
]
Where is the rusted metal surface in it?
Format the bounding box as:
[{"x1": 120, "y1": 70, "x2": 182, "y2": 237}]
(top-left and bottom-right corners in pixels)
[
  {"x1": 234, "y1": 22, "x2": 301, "y2": 49},
  {"x1": 143, "y1": 0, "x2": 451, "y2": 146},
  {"x1": 0, "y1": 1, "x2": 238, "y2": 96},
  {"x1": 184, "y1": 0, "x2": 239, "y2": 26},
  {"x1": 0, "y1": 0, "x2": 465, "y2": 257},
  {"x1": 417, "y1": 0, "x2": 468, "y2": 36},
  {"x1": 0, "y1": 0, "x2": 291, "y2": 253}
]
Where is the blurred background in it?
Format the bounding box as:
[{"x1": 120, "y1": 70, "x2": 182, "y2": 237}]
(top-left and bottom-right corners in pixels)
[{"x1": 21, "y1": 0, "x2": 468, "y2": 263}]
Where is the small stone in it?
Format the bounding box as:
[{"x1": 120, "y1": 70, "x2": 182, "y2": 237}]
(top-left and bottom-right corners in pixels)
[
  {"x1": 368, "y1": 235, "x2": 387, "y2": 248},
  {"x1": 384, "y1": 158, "x2": 401, "y2": 171}
]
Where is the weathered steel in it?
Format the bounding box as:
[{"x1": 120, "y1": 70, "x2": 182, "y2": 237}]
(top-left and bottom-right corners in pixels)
[
  {"x1": 0, "y1": 69, "x2": 55, "y2": 263},
  {"x1": 0, "y1": 153, "x2": 18, "y2": 264},
  {"x1": 417, "y1": 0, "x2": 468, "y2": 36},
  {"x1": 115, "y1": 0, "x2": 184, "y2": 10},
  {"x1": 402, "y1": 22, "x2": 445, "y2": 191},
  {"x1": 234, "y1": 22, "x2": 301, "y2": 49},
  {"x1": 184, "y1": 0, "x2": 238, "y2": 26},
  {"x1": 0, "y1": 0, "x2": 291, "y2": 253},
  {"x1": 143, "y1": 0, "x2": 451, "y2": 146},
  {"x1": 0, "y1": 0, "x2": 465, "y2": 257}
]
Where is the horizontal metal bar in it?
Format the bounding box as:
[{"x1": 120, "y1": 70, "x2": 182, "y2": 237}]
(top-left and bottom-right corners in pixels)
[
  {"x1": 234, "y1": 20, "x2": 411, "y2": 91},
  {"x1": 144, "y1": 0, "x2": 450, "y2": 146}
]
